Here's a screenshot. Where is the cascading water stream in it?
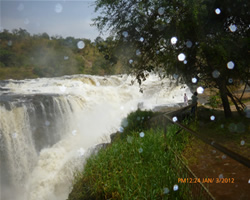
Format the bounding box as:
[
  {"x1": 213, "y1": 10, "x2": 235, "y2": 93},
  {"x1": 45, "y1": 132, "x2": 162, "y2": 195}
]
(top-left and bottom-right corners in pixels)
[{"x1": 0, "y1": 74, "x2": 192, "y2": 200}]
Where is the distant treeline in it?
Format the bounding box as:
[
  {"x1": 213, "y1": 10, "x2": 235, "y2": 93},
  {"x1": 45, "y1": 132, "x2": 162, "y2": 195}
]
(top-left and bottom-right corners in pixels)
[{"x1": 0, "y1": 28, "x2": 127, "y2": 80}]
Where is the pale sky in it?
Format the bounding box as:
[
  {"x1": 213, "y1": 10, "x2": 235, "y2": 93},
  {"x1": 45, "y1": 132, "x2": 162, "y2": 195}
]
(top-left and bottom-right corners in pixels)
[{"x1": 0, "y1": 0, "x2": 107, "y2": 41}]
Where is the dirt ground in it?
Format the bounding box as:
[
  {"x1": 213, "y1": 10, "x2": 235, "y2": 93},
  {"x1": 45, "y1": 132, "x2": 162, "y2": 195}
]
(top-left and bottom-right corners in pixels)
[{"x1": 157, "y1": 87, "x2": 250, "y2": 200}]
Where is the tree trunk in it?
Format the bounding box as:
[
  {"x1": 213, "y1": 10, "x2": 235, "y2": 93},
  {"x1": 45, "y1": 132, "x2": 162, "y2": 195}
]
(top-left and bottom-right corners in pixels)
[{"x1": 218, "y1": 81, "x2": 232, "y2": 118}]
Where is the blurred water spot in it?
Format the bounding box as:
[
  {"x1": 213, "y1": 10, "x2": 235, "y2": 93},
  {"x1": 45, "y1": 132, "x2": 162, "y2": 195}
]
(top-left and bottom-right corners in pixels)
[
  {"x1": 139, "y1": 148, "x2": 143, "y2": 153},
  {"x1": 55, "y1": 3, "x2": 63, "y2": 13},
  {"x1": 171, "y1": 37, "x2": 178, "y2": 44},
  {"x1": 17, "y1": 3, "x2": 24, "y2": 11},
  {"x1": 227, "y1": 61, "x2": 235, "y2": 69},
  {"x1": 229, "y1": 24, "x2": 237, "y2": 32},
  {"x1": 127, "y1": 136, "x2": 133, "y2": 144},
  {"x1": 64, "y1": 56, "x2": 69, "y2": 60},
  {"x1": 59, "y1": 85, "x2": 66, "y2": 92},
  {"x1": 173, "y1": 184, "x2": 179, "y2": 191},
  {"x1": 212, "y1": 70, "x2": 220, "y2": 78},
  {"x1": 119, "y1": 127, "x2": 124, "y2": 133},
  {"x1": 186, "y1": 40, "x2": 192, "y2": 48},
  {"x1": 24, "y1": 18, "x2": 30, "y2": 25},
  {"x1": 8, "y1": 41, "x2": 12, "y2": 46},
  {"x1": 121, "y1": 118, "x2": 128, "y2": 127},
  {"x1": 77, "y1": 41, "x2": 85, "y2": 49},
  {"x1": 244, "y1": 107, "x2": 250, "y2": 118},
  {"x1": 136, "y1": 49, "x2": 141, "y2": 56},
  {"x1": 248, "y1": 179, "x2": 250, "y2": 184},
  {"x1": 77, "y1": 148, "x2": 85, "y2": 157},
  {"x1": 172, "y1": 116, "x2": 178, "y2": 122},
  {"x1": 228, "y1": 78, "x2": 233, "y2": 84},
  {"x1": 184, "y1": 60, "x2": 187, "y2": 64},
  {"x1": 228, "y1": 123, "x2": 237, "y2": 132},
  {"x1": 122, "y1": 31, "x2": 128, "y2": 37},
  {"x1": 72, "y1": 130, "x2": 77, "y2": 136},
  {"x1": 178, "y1": 53, "x2": 186, "y2": 61},
  {"x1": 192, "y1": 77, "x2": 197, "y2": 83},
  {"x1": 210, "y1": 115, "x2": 215, "y2": 121},
  {"x1": 163, "y1": 187, "x2": 170, "y2": 194},
  {"x1": 219, "y1": 174, "x2": 223, "y2": 179},
  {"x1": 12, "y1": 133, "x2": 18, "y2": 139},
  {"x1": 222, "y1": 155, "x2": 227, "y2": 159},
  {"x1": 240, "y1": 140, "x2": 245, "y2": 146},
  {"x1": 158, "y1": 7, "x2": 165, "y2": 15},
  {"x1": 156, "y1": 50, "x2": 160, "y2": 54},
  {"x1": 173, "y1": 74, "x2": 179, "y2": 79},
  {"x1": 197, "y1": 86, "x2": 204, "y2": 94},
  {"x1": 129, "y1": 59, "x2": 133, "y2": 64},
  {"x1": 139, "y1": 37, "x2": 144, "y2": 42},
  {"x1": 45, "y1": 120, "x2": 50, "y2": 126},
  {"x1": 137, "y1": 116, "x2": 140, "y2": 121},
  {"x1": 215, "y1": 8, "x2": 221, "y2": 14},
  {"x1": 139, "y1": 132, "x2": 145, "y2": 138}
]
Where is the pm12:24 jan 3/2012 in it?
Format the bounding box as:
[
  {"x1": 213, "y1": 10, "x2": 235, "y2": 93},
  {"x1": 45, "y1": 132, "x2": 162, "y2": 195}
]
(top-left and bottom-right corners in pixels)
[{"x1": 178, "y1": 178, "x2": 235, "y2": 184}]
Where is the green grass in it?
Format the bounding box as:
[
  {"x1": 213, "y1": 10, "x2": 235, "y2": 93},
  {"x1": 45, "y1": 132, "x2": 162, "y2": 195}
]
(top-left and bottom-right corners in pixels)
[{"x1": 68, "y1": 110, "x2": 194, "y2": 200}]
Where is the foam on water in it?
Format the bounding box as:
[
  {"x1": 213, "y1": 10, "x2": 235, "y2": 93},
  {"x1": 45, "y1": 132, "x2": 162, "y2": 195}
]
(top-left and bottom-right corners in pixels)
[{"x1": 0, "y1": 73, "x2": 192, "y2": 200}]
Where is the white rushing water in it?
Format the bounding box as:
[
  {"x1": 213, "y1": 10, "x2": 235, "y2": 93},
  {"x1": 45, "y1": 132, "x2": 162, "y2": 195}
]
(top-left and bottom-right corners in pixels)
[{"x1": 0, "y1": 73, "x2": 192, "y2": 200}]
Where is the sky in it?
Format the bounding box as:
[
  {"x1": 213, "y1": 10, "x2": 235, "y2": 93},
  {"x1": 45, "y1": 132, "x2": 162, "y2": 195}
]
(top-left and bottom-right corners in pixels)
[{"x1": 0, "y1": 0, "x2": 107, "y2": 41}]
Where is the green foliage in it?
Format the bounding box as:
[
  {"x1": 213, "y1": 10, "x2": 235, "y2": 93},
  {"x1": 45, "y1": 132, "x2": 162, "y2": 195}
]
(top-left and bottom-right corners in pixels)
[
  {"x1": 0, "y1": 29, "x2": 126, "y2": 80},
  {"x1": 93, "y1": 0, "x2": 250, "y2": 117},
  {"x1": 68, "y1": 110, "x2": 196, "y2": 200},
  {"x1": 68, "y1": 128, "x2": 192, "y2": 200},
  {"x1": 208, "y1": 94, "x2": 222, "y2": 108},
  {"x1": 120, "y1": 109, "x2": 155, "y2": 138}
]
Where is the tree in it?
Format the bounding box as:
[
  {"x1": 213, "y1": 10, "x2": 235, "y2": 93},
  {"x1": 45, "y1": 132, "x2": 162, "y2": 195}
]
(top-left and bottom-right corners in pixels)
[{"x1": 93, "y1": 0, "x2": 250, "y2": 117}]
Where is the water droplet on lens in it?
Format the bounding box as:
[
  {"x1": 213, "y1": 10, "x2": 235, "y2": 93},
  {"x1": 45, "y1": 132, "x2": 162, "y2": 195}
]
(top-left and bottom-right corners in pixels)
[
  {"x1": 24, "y1": 18, "x2": 30, "y2": 25},
  {"x1": 173, "y1": 74, "x2": 179, "y2": 79},
  {"x1": 129, "y1": 59, "x2": 133, "y2": 64},
  {"x1": 127, "y1": 136, "x2": 133, "y2": 144},
  {"x1": 184, "y1": 60, "x2": 187, "y2": 64},
  {"x1": 228, "y1": 78, "x2": 233, "y2": 84},
  {"x1": 186, "y1": 40, "x2": 192, "y2": 48},
  {"x1": 119, "y1": 127, "x2": 124, "y2": 133},
  {"x1": 240, "y1": 140, "x2": 245, "y2": 146},
  {"x1": 122, "y1": 31, "x2": 128, "y2": 37},
  {"x1": 8, "y1": 41, "x2": 12, "y2": 46},
  {"x1": 136, "y1": 49, "x2": 141, "y2": 56},
  {"x1": 139, "y1": 148, "x2": 143, "y2": 153},
  {"x1": 77, "y1": 148, "x2": 85, "y2": 157},
  {"x1": 163, "y1": 187, "x2": 170, "y2": 194},
  {"x1": 229, "y1": 24, "x2": 237, "y2": 32},
  {"x1": 172, "y1": 116, "x2": 178, "y2": 122},
  {"x1": 45, "y1": 121, "x2": 50, "y2": 126},
  {"x1": 17, "y1": 3, "x2": 24, "y2": 11},
  {"x1": 139, "y1": 37, "x2": 144, "y2": 42},
  {"x1": 215, "y1": 8, "x2": 221, "y2": 14},
  {"x1": 212, "y1": 70, "x2": 220, "y2": 78},
  {"x1": 210, "y1": 115, "x2": 215, "y2": 121},
  {"x1": 72, "y1": 130, "x2": 77, "y2": 136},
  {"x1": 64, "y1": 56, "x2": 69, "y2": 60},
  {"x1": 77, "y1": 41, "x2": 85, "y2": 49},
  {"x1": 12, "y1": 133, "x2": 18, "y2": 139},
  {"x1": 171, "y1": 37, "x2": 178, "y2": 44},
  {"x1": 139, "y1": 132, "x2": 145, "y2": 138},
  {"x1": 219, "y1": 174, "x2": 223, "y2": 179},
  {"x1": 158, "y1": 7, "x2": 165, "y2": 15},
  {"x1": 197, "y1": 86, "x2": 204, "y2": 94},
  {"x1": 55, "y1": 3, "x2": 63, "y2": 13},
  {"x1": 178, "y1": 53, "x2": 186, "y2": 61},
  {"x1": 227, "y1": 61, "x2": 234, "y2": 69},
  {"x1": 173, "y1": 184, "x2": 179, "y2": 191},
  {"x1": 192, "y1": 77, "x2": 197, "y2": 83}
]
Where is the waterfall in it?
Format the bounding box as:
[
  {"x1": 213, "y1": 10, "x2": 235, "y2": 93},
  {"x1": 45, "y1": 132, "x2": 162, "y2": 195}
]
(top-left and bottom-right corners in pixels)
[{"x1": 0, "y1": 74, "x2": 192, "y2": 200}]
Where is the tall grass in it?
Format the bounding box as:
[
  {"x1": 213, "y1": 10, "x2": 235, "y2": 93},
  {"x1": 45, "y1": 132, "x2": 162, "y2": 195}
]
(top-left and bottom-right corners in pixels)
[{"x1": 68, "y1": 110, "x2": 193, "y2": 200}]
